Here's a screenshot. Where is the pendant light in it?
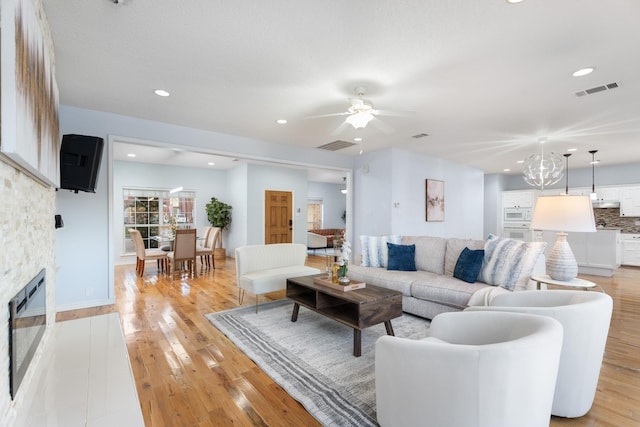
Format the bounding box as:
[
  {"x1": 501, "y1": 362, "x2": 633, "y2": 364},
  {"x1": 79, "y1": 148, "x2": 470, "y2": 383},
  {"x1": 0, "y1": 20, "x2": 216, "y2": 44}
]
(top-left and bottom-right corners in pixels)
[
  {"x1": 522, "y1": 137, "x2": 564, "y2": 190},
  {"x1": 589, "y1": 150, "x2": 598, "y2": 200},
  {"x1": 563, "y1": 153, "x2": 572, "y2": 195}
]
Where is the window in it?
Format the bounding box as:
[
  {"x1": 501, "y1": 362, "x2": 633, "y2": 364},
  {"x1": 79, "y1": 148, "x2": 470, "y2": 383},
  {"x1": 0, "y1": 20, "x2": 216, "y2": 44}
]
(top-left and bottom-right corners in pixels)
[
  {"x1": 307, "y1": 198, "x2": 323, "y2": 230},
  {"x1": 123, "y1": 188, "x2": 196, "y2": 254}
]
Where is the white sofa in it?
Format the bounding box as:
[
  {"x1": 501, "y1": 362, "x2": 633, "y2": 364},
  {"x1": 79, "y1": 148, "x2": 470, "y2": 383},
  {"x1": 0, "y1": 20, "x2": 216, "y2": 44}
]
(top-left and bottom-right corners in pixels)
[
  {"x1": 235, "y1": 243, "x2": 321, "y2": 312},
  {"x1": 466, "y1": 290, "x2": 613, "y2": 418},
  {"x1": 348, "y1": 235, "x2": 546, "y2": 319},
  {"x1": 375, "y1": 310, "x2": 564, "y2": 427}
]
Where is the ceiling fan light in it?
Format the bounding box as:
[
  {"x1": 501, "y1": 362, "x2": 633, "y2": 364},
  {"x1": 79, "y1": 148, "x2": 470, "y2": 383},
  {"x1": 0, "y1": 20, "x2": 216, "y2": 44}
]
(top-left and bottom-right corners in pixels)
[{"x1": 346, "y1": 112, "x2": 374, "y2": 129}]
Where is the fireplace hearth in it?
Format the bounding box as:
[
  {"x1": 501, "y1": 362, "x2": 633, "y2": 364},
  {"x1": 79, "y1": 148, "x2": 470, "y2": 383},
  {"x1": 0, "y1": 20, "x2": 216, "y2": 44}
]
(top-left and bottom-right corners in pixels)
[{"x1": 9, "y1": 268, "x2": 47, "y2": 399}]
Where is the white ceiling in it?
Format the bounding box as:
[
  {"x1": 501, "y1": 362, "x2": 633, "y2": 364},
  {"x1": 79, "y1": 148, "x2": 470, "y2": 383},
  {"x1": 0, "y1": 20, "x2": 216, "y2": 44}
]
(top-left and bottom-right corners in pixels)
[{"x1": 43, "y1": 0, "x2": 640, "y2": 177}]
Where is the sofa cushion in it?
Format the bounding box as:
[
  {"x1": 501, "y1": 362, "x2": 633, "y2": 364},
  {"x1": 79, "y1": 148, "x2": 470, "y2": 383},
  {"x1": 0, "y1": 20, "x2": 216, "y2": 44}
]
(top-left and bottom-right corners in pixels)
[
  {"x1": 347, "y1": 265, "x2": 413, "y2": 296},
  {"x1": 402, "y1": 236, "x2": 447, "y2": 274},
  {"x1": 387, "y1": 243, "x2": 417, "y2": 271},
  {"x1": 360, "y1": 235, "x2": 402, "y2": 267},
  {"x1": 410, "y1": 272, "x2": 489, "y2": 309},
  {"x1": 453, "y1": 247, "x2": 485, "y2": 283},
  {"x1": 479, "y1": 234, "x2": 546, "y2": 291},
  {"x1": 444, "y1": 238, "x2": 486, "y2": 276}
]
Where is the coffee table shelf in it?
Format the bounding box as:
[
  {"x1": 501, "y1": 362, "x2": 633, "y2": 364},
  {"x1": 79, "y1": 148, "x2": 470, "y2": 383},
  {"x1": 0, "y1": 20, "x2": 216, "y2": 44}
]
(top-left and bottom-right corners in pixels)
[{"x1": 286, "y1": 274, "x2": 402, "y2": 356}]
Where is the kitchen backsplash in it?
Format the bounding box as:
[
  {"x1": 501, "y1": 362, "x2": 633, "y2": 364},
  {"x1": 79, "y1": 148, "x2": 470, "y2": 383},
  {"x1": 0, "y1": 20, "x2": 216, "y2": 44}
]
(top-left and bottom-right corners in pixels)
[{"x1": 594, "y1": 208, "x2": 640, "y2": 233}]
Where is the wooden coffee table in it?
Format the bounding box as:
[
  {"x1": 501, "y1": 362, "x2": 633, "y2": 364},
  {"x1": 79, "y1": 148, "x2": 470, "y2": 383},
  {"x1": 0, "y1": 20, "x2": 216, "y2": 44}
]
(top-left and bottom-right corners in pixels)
[{"x1": 286, "y1": 274, "x2": 403, "y2": 357}]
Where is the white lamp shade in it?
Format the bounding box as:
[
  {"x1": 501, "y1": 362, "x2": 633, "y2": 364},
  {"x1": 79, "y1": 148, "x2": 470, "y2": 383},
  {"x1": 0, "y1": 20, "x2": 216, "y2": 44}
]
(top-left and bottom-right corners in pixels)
[
  {"x1": 530, "y1": 195, "x2": 596, "y2": 233},
  {"x1": 346, "y1": 111, "x2": 374, "y2": 129}
]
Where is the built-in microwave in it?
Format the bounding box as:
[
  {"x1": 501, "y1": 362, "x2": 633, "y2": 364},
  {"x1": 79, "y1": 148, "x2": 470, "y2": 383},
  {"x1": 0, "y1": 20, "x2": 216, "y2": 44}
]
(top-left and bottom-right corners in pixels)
[{"x1": 504, "y1": 207, "x2": 532, "y2": 222}]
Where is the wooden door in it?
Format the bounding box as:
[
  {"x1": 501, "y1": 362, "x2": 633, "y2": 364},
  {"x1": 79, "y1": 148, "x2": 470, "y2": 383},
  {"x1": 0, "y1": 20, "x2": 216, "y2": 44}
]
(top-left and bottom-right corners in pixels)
[{"x1": 265, "y1": 191, "x2": 292, "y2": 244}]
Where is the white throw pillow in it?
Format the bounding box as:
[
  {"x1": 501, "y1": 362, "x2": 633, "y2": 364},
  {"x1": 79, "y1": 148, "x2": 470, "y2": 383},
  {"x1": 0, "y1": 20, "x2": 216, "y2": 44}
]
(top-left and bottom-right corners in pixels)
[
  {"x1": 360, "y1": 235, "x2": 402, "y2": 268},
  {"x1": 479, "y1": 234, "x2": 546, "y2": 291}
]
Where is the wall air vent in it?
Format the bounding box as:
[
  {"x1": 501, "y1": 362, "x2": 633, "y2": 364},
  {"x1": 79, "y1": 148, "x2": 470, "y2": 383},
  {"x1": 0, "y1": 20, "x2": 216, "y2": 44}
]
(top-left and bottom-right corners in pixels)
[
  {"x1": 317, "y1": 140, "x2": 356, "y2": 151},
  {"x1": 411, "y1": 133, "x2": 429, "y2": 139},
  {"x1": 575, "y1": 82, "x2": 620, "y2": 97}
]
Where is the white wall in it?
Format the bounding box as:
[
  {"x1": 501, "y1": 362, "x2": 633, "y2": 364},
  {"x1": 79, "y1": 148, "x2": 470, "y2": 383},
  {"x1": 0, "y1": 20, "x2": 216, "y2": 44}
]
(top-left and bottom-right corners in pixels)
[
  {"x1": 112, "y1": 160, "x2": 228, "y2": 265},
  {"x1": 226, "y1": 164, "x2": 248, "y2": 255},
  {"x1": 352, "y1": 148, "x2": 485, "y2": 259},
  {"x1": 307, "y1": 181, "x2": 347, "y2": 229}
]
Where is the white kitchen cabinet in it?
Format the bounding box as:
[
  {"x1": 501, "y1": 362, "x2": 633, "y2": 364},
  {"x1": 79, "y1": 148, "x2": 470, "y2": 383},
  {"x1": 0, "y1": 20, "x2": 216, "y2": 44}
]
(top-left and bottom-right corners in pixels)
[
  {"x1": 621, "y1": 187, "x2": 640, "y2": 217},
  {"x1": 594, "y1": 187, "x2": 620, "y2": 202},
  {"x1": 542, "y1": 229, "x2": 620, "y2": 277},
  {"x1": 502, "y1": 191, "x2": 535, "y2": 208},
  {"x1": 621, "y1": 235, "x2": 640, "y2": 266}
]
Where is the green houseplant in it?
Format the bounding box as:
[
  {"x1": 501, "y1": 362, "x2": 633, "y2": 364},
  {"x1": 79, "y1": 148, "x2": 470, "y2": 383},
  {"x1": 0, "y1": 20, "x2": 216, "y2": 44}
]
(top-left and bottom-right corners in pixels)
[{"x1": 205, "y1": 197, "x2": 232, "y2": 257}]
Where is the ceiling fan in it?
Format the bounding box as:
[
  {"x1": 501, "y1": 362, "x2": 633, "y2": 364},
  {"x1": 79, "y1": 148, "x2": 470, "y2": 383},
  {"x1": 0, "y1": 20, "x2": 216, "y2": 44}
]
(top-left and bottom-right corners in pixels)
[{"x1": 308, "y1": 86, "x2": 412, "y2": 136}]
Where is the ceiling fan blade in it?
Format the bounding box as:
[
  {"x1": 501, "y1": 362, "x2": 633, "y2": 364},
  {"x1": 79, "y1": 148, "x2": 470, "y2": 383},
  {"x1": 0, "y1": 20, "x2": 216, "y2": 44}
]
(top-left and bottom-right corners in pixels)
[
  {"x1": 369, "y1": 116, "x2": 395, "y2": 135},
  {"x1": 305, "y1": 112, "x2": 350, "y2": 119},
  {"x1": 375, "y1": 109, "x2": 415, "y2": 117},
  {"x1": 330, "y1": 120, "x2": 351, "y2": 136}
]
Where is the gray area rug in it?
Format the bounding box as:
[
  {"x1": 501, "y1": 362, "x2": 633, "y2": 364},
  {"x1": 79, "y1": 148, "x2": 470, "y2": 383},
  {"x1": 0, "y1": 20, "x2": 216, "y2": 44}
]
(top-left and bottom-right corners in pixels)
[{"x1": 206, "y1": 299, "x2": 430, "y2": 426}]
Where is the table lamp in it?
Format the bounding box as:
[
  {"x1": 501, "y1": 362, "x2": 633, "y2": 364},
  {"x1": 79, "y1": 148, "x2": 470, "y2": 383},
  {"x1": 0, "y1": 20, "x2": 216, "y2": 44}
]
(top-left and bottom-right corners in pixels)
[{"x1": 530, "y1": 195, "x2": 596, "y2": 281}]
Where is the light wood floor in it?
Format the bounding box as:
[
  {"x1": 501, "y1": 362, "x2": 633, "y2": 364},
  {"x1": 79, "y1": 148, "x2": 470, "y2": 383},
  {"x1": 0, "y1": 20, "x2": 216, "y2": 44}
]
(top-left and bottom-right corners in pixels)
[{"x1": 58, "y1": 256, "x2": 640, "y2": 426}]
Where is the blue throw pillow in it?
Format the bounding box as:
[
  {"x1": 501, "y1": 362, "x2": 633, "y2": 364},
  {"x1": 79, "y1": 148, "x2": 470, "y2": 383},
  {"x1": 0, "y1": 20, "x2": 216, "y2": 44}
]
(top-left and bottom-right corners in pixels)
[
  {"x1": 453, "y1": 247, "x2": 485, "y2": 283},
  {"x1": 386, "y1": 242, "x2": 417, "y2": 271}
]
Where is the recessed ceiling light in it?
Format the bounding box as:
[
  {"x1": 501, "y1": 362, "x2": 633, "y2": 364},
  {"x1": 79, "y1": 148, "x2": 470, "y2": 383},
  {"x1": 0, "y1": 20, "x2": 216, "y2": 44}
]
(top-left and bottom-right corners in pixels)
[
  {"x1": 154, "y1": 89, "x2": 170, "y2": 97},
  {"x1": 567, "y1": 148, "x2": 578, "y2": 152},
  {"x1": 208, "y1": 162, "x2": 215, "y2": 166},
  {"x1": 503, "y1": 168, "x2": 511, "y2": 172},
  {"x1": 572, "y1": 67, "x2": 594, "y2": 77},
  {"x1": 507, "y1": 0, "x2": 524, "y2": 3},
  {"x1": 276, "y1": 119, "x2": 287, "y2": 124},
  {"x1": 516, "y1": 160, "x2": 524, "y2": 164},
  {"x1": 127, "y1": 153, "x2": 136, "y2": 157},
  {"x1": 354, "y1": 137, "x2": 362, "y2": 142}
]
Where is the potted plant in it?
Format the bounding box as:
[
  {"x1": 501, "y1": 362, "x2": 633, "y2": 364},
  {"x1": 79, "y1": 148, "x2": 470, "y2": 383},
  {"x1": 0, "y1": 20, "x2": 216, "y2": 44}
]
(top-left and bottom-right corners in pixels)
[{"x1": 205, "y1": 197, "x2": 232, "y2": 260}]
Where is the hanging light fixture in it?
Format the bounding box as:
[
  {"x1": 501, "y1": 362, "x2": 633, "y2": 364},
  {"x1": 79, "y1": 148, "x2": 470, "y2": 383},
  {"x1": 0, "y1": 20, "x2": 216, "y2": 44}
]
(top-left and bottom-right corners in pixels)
[
  {"x1": 563, "y1": 153, "x2": 572, "y2": 195},
  {"x1": 345, "y1": 111, "x2": 374, "y2": 129},
  {"x1": 589, "y1": 150, "x2": 598, "y2": 200},
  {"x1": 522, "y1": 137, "x2": 564, "y2": 190}
]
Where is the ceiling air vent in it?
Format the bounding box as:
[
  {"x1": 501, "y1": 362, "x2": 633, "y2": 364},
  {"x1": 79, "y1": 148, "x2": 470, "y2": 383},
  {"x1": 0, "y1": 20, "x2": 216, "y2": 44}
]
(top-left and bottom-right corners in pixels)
[
  {"x1": 411, "y1": 133, "x2": 429, "y2": 139},
  {"x1": 317, "y1": 140, "x2": 356, "y2": 151},
  {"x1": 575, "y1": 82, "x2": 620, "y2": 97}
]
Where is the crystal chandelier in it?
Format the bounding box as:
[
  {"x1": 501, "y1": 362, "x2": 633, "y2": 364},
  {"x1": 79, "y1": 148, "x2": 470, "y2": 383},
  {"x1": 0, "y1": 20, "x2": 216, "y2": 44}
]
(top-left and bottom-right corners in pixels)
[{"x1": 522, "y1": 138, "x2": 564, "y2": 190}]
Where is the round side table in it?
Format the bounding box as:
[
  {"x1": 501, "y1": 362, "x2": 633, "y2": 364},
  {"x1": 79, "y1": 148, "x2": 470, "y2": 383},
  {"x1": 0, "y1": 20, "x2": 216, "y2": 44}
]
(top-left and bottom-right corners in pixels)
[{"x1": 531, "y1": 274, "x2": 597, "y2": 291}]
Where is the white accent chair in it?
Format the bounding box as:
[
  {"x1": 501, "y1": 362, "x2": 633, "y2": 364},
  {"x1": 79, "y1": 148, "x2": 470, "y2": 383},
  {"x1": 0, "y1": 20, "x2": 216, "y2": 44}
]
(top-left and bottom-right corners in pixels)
[
  {"x1": 307, "y1": 232, "x2": 327, "y2": 254},
  {"x1": 375, "y1": 311, "x2": 563, "y2": 427},
  {"x1": 235, "y1": 243, "x2": 321, "y2": 312},
  {"x1": 466, "y1": 290, "x2": 613, "y2": 418}
]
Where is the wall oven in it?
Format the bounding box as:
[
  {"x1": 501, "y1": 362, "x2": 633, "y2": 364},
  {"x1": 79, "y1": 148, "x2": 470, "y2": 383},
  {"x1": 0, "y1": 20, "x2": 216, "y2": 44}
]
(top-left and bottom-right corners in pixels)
[
  {"x1": 502, "y1": 222, "x2": 533, "y2": 242},
  {"x1": 503, "y1": 207, "x2": 532, "y2": 222}
]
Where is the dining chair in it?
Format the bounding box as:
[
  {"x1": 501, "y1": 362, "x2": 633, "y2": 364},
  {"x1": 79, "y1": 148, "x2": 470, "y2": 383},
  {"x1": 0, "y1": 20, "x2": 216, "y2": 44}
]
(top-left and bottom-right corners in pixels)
[
  {"x1": 196, "y1": 227, "x2": 220, "y2": 270},
  {"x1": 129, "y1": 229, "x2": 168, "y2": 277},
  {"x1": 168, "y1": 229, "x2": 197, "y2": 277}
]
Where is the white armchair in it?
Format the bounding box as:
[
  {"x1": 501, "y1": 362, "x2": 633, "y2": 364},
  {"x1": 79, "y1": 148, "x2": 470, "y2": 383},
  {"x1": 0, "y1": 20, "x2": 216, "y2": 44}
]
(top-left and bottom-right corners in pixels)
[
  {"x1": 466, "y1": 290, "x2": 613, "y2": 418},
  {"x1": 375, "y1": 311, "x2": 563, "y2": 427},
  {"x1": 307, "y1": 232, "x2": 327, "y2": 253}
]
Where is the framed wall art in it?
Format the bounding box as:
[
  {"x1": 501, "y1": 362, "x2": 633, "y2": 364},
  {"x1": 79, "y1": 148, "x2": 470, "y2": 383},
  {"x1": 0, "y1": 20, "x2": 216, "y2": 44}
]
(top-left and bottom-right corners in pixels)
[
  {"x1": 426, "y1": 179, "x2": 444, "y2": 221},
  {"x1": 1, "y1": 0, "x2": 60, "y2": 187}
]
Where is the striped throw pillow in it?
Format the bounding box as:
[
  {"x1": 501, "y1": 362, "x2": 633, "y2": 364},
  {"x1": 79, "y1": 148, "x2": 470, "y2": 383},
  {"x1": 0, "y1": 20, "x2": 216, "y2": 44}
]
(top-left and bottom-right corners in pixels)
[
  {"x1": 479, "y1": 234, "x2": 546, "y2": 291},
  {"x1": 360, "y1": 235, "x2": 402, "y2": 267}
]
